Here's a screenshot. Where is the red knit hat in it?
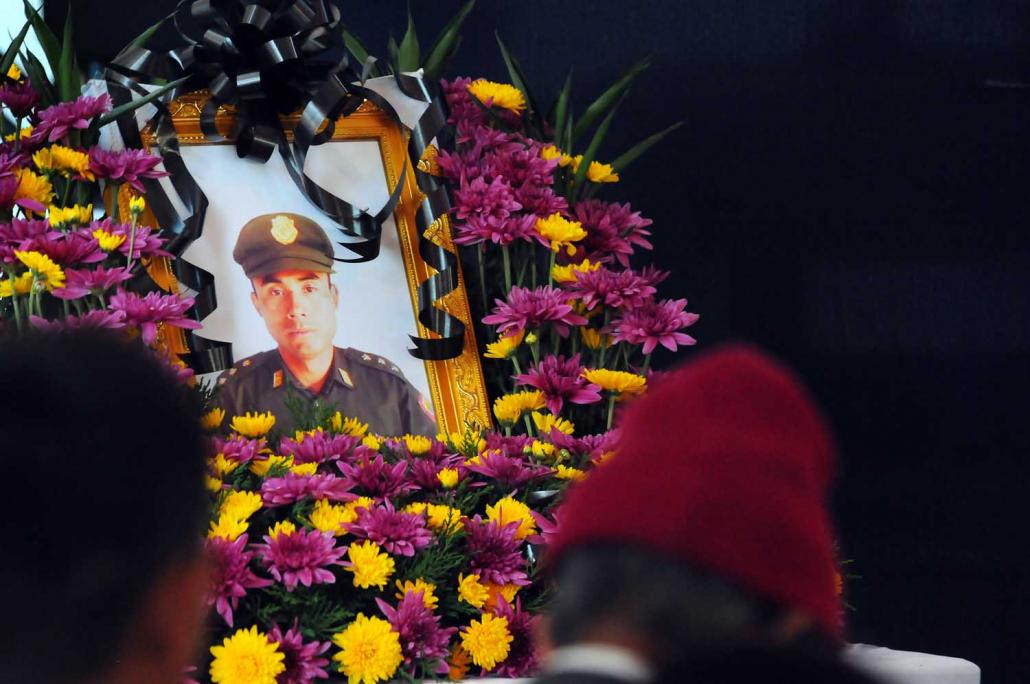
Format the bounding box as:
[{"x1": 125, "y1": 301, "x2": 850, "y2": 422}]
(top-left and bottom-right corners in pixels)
[{"x1": 546, "y1": 344, "x2": 844, "y2": 640}]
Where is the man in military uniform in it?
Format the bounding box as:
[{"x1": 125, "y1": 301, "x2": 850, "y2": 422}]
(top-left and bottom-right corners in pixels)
[{"x1": 215, "y1": 212, "x2": 436, "y2": 437}]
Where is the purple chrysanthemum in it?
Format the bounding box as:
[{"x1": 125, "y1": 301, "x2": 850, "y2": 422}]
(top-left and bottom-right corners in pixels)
[
  {"x1": 463, "y1": 515, "x2": 530, "y2": 586},
  {"x1": 279, "y1": 431, "x2": 360, "y2": 465},
  {"x1": 0, "y1": 218, "x2": 54, "y2": 262},
  {"x1": 453, "y1": 212, "x2": 543, "y2": 247},
  {"x1": 214, "y1": 434, "x2": 268, "y2": 466},
  {"x1": 348, "y1": 503, "x2": 434, "y2": 557},
  {"x1": 29, "y1": 309, "x2": 126, "y2": 331},
  {"x1": 514, "y1": 183, "x2": 568, "y2": 218},
  {"x1": 482, "y1": 145, "x2": 558, "y2": 191},
  {"x1": 514, "y1": 353, "x2": 602, "y2": 414},
  {"x1": 492, "y1": 599, "x2": 540, "y2": 678},
  {"x1": 108, "y1": 289, "x2": 201, "y2": 344},
  {"x1": 205, "y1": 534, "x2": 273, "y2": 627},
  {"x1": 83, "y1": 219, "x2": 172, "y2": 260},
  {"x1": 441, "y1": 77, "x2": 490, "y2": 129},
  {"x1": 563, "y1": 267, "x2": 658, "y2": 312},
  {"x1": 268, "y1": 622, "x2": 332, "y2": 684},
  {"x1": 51, "y1": 266, "x2": 132, "y2": 300},
  {"x1": 407, "y1": 454, "x2": 464, "y2": 491},
  {"x1": 0, "y1": 80, "x2": 39, "y2": 117},
  {"x1": 452, "y1": 174, "x2": 522, "y2": 224},
  {"x1": 376, "y1": 592, "x2": 456, "y2": 668},
  {"x1": 573, "y1": 199, "x2": 654, "y2": 267},
  {"x1": 261, "y1": 473, "x2": 355, "y2": 507},
  {"x1": 610, "y1": 298, "x2": 700, "y2": 354},
  {"x1": 22, "y1": 231, "x2": 105, "y2": 267},
  {"x1": 33, "y1": 94, "x2": 112, "y2": 142},
  {"x1": 467, "y1": 450, "x2": 550, "y2": 491},
  {"x1": 337, "y1": 451, "x2": 416, "y2": 500},
  {"x1": 256, "y1": 528, "x2": 347, "y2": 592},
  {"x1": 88, "y1": 146, "x2": 168, "y2": 192},
  {"x1": 482, "y1": 285, "x2": 587, "y2": 337}
]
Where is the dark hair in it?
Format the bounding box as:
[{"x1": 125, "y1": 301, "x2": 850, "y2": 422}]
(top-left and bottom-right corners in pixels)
[
  {"x1": 548, "y1": 545, "x2": 836, "y2": 663},
  {"x1": 0, "y1": 331, "x2": 209, "y2": 683},
  {"x1": 655, "y1": 646, "x2": 878, "y2": 684}
]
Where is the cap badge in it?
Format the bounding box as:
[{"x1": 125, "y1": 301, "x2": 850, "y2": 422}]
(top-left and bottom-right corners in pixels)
[{"x1": 270, "y1": 215, "x2": 299, "y2": 245}]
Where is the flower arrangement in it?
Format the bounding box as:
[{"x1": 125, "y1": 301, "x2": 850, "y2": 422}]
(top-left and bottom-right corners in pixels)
[
  {"x1": 197, "y1": 408, "x2": 613, "y2": 683},
  {"x1": 0, "y1": 15, "x2": 196, "y2": 379}
]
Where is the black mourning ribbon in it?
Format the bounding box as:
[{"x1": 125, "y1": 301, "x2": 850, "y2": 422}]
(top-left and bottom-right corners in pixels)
[{"x1": 103, "y1": 0, "x2": 466, "y2": 369}]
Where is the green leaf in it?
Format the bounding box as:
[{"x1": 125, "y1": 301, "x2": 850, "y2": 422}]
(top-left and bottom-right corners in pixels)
[
  {"x1": 466, "y1": 92, "x2": 517, "y2": 133},
  {"x1": 611, "y1": 121, "x2": 685, "y2": 173},
  {"x1": 341, "y1": 27, "x2": 380, "y2": 78},
  {"x1": 572, "y1": 56, "x2": 650, "y2": 143},
  {"x1": 125, "y1": 12, "x2": 168, "y2": 51},
  {"x1": 387, "y1": 34, "x2": 400, "y2": 74},
  {"x1": 422, "y1": 0, "x2": 476, "y2": 81},
  {"x1": 495, "y1": 32, "x2": 543, "y2": 135},
  {"x1": 57, "y1": 5, "x2": 81, "y2": 102},
  {"x1": 397, "y1": 6, "x2": 420, "y2": 73},
  {"x1": 570, "y1": 93, "x2": 625, "y2": 203},
  {"x1": 23, "y1": 1, "x2": 59, "y2": 75},
  {"x1": 20, "y1": 49, "x2": 55, "y2": 107},
  {"x1": 551, "y1": 69, "x2": 573, "y2": 149},
  {"x1": 95, "y1": 76, "x2": 188, "y2": 128},
  {"x1": 0, "y1": 20, "x2": 31, "y2": 80}
]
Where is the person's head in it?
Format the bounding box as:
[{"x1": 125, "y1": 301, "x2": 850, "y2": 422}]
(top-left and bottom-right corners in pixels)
[
  {"x1": 544, "y1": 344, "x2": 844, "y2": 664},
  {"x1": 233, "y1": 213, "x2": 339, "y2": 362},
  {"x1": 0, "y1": 330, "x2": 210, "y2": 684}
]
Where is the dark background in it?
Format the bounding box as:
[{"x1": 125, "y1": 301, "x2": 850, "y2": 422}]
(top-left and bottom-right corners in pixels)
[{"x1": 49, "y1": 1, "x2": 1030, "y2": 680}]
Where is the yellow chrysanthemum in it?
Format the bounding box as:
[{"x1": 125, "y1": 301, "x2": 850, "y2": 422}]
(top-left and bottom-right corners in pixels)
[
  {"x1": 457, "y1": 573, "x2": 490, "y2": 609},
  {"x1": 582, "y1": 368, "x2": 647, "y2": 399},
  {"x1": 206, "y1": 475, "x2": 223, "y2": 493},
  {"x1": 35, "y1": 145, "x2": 93, "y2": 180},
  {"x1": 531, "y1": 411, "x2": 575, "y2": 435},
  {"x1": 403, "y1": 434, "x2": 432, "y2": 455},
  {"x1": 208, "y1": 515, "x2": 248, "y2": 541},
  {"x1": 535, "y1": 213, "x2": 587, "y2": 256},
  {"x1": 347, "y1": 540, "x2": 395, "y2": 589},
  {"x1": 267, "y1": 520, "x2": 296, "y2": 540},
  {"x1": 362, "y1": 434, "x2": 382, "y2": 450},
  {"x1": 467, "y1": 79, "x2": 526, "y2": 114},
  {"x1": 250, "y1": 453, "x2": 293, "y2": 477},
  {"x1": 460, "y1": 613, "x2": 513, "y2": 670},
  {"x1": 492, "y1": 390, "x2": 545, "y2": 424},
  {"x1": 92, "y1": 228, "x2": 126, "y2": 251},
  {"x1": 309, "y1": 498, "x2": 351, "y2": 536},
  {"x1": 586, "y1": 160, "x2": 620, "y2": 183},
  {"x1": 580, "y1": 326, "x2": 606, "y2": 350},
  {"x1": 4, "y1": 126, "x2": 33, "y2": 142},
  {"x1": 128, "y1": 194, "x2": 146, "y2": 214},
  {"x1": 213, "y1": 453, "x2": 240, "y2": 478},
  {"x1": 14, "y1": 250, "x2": 64, "y2": 290},
  {"x1": 47, "y1": 203, "x2": 93, "y2": 228},
  {"x1": 486, "y1": 496, "x2": 537, "y2": 540},
  {"x1": 484, "y1": 582, "x2": 521, "y2": 612},
  {"x1": 567, "y1": 153, "x2": 584, "y2": 171},
  {"x1": 555, "y1": 464, "x2": 586, "y2": 481},
  {"x1": 528, "y1": 439, "x2": 557, "y2": 461},
  {"x1": 540, "y1": 144, "x2": 563, "y2": 162},
  {"x1": 332, "y1": 614, "x2": 403, "y2": 684},
  {"x1": 7, "y1": 64, "x2": 22, "y2": 80},
  {"x1": 332, "y1": 412, "x2": 369, "y2": 437},
  {"x1": 484, "y1": 330, "x2": 525, "y2": 360},
  {"x1": 14, "y1": 168, "x2": 54, "y2": 210},
  {"x1": 437, "y1": 467, "x2": 460, "y2": 489},
  {"x1": 395, "y1": 578, "x2": 439, "y2": 609},
  {"x1": 231, "y1": 411, "x2": 276, "y2": 438},
  {"x1": 551, "y1": 258, "x2": 601, "y2": 284},
  {"x1": 406, "y1": 501, "x2": 461, "y2": 531},
  {"x1": 209, "y1": 625, "x2": 285, "y2": 684},
  {"x1": 0, "y1": 272, "x2": 33, "y2": 298},
  {"x1": 202, "y1": 407, "x2": 226, "y2": 430},
  {"x1": 219, "y1": 490, "x2": 262, "y2": 522},
  {"x1": 290, "y1": 462, "x2": 319, "y2": 476}
]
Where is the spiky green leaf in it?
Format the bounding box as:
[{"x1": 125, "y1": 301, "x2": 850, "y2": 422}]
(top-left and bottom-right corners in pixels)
[
  {"x1": 570, "y1": 93, "x2": 625, "y2": 203},
  {"x1": 19, "y1": 48, "x2": 55, "y2": 107},
  {"x1": 397, "y1": 6, "x2": 420, "y2": 72},
  {"x1": 495, "y1": 32, "x2": 543, "y2": 136},
  {"x1": 611, "y1": 121, "x2": 685, "y2": 173},
  {"x1": 572, "y1": 56, "x2": 650, "y2": 143},
  {"x1": 95, "y1": 76, "x2": 188, "y2": 128},
  {"x1": 57, "y1": 6, "x2": 81, "y2": 102},
  {"x1": 422, "y1": 0, "x2": 476, "y2": 81},
  {"x1": 23, "y1": 1, "x2": 59, "y2": 75},
  {"x1": 551, "y1": 69, "x2": 573, "y2": 149},
  {"x1": 0, "y1": 20, "x2": 31, "y2": 80}
]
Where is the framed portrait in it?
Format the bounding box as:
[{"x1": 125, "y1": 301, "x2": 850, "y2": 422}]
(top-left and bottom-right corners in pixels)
[{"x1": 139, "y1": 80, "x2": 490, "y2": 436}]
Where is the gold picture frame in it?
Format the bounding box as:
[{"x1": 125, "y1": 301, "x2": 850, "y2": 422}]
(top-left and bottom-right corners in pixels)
[{"x1": 139, "y1": 90, "x2": 490, "y2": 434}]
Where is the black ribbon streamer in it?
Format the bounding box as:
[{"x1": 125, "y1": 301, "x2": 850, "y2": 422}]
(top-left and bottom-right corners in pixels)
[{"x1": 102, "y1": 0, "x2": 466, "y2": 367}]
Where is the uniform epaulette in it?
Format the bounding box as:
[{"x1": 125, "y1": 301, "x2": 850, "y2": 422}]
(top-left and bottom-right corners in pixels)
[
  {"x1": 216, "y1": 350, "x2": 273, "y2": 386},
  {"x1": 348, "y1": 348, "x2": 406, "y2": 379}
]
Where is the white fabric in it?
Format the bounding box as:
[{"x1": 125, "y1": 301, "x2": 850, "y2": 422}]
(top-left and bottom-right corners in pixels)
[
  {"x1": 844, "y1": 643, "x2": 980, "y2": 684},
  {"x1": 543, "y1": 643, "x2": 654, "y2": 682}
]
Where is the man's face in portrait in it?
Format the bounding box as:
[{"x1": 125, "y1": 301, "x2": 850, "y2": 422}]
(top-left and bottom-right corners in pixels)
[{"x1": 251, "y1": 269, "x2": 339, "y2": 360}]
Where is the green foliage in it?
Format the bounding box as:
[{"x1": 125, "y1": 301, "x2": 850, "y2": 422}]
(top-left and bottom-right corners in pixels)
[{"x1": 422, "y1": 0, "x2": 476, "y2": 81}]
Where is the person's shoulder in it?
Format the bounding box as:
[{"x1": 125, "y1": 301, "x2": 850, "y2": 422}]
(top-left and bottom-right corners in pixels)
[
  {"x1": 342, "y1": 347, "x2": 410, "y2": 382},
  {"x1": 216, "y1": 349, "x2": 280, "y2": 389}
]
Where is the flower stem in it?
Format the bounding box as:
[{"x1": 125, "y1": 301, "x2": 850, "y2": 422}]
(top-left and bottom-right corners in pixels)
[
  {"x1": 597, "y1": 310, "x2": 612, "y2": 366},
  {"x1": 476, "y1": 246, "x2": 489, "y2": 315},
  {"x1": 641, "y1": 353, "x2": 652, "y2": 375},
  {"x1": 548, "y1": 250, "x2": 556, "y2": 286},
  {"x1": 501, "y1": 244, "x2": 512, "y2": 292},
  {"x1": 522, "y1": 413, "x2": 535, "y2": 437},
  {"x1": 605, "y1": 393, "x2": 617, "y2": 431}
]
